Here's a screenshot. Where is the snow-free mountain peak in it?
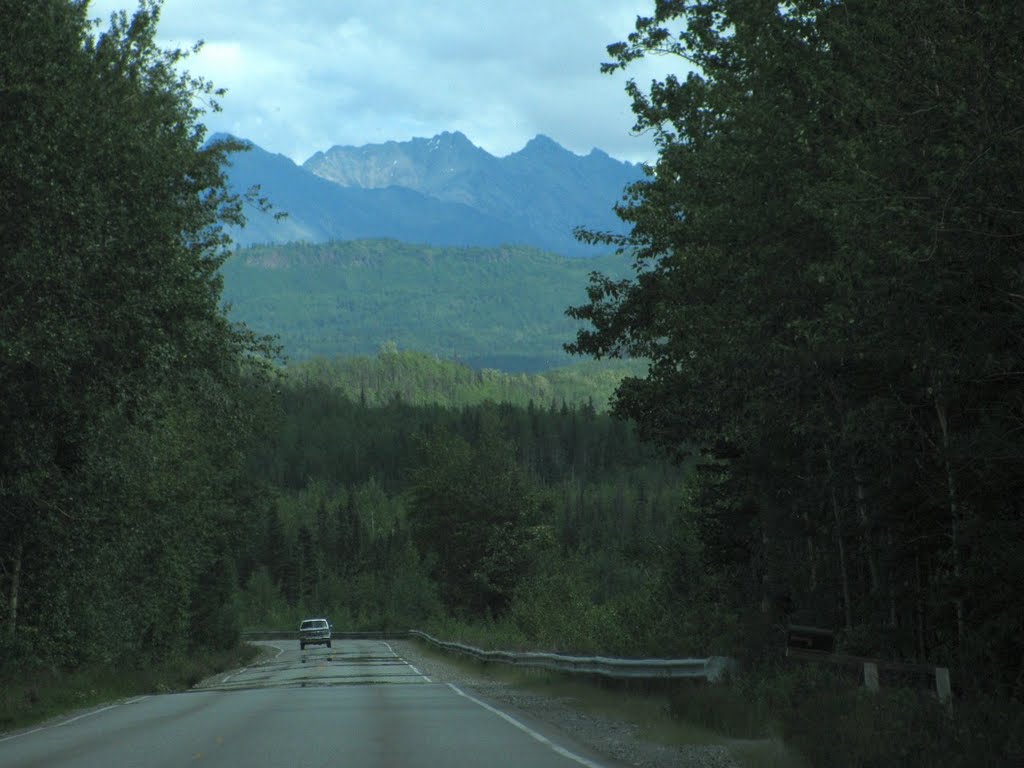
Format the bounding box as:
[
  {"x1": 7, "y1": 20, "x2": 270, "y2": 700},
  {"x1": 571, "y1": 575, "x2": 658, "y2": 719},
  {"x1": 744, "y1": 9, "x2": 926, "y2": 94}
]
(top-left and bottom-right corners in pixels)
[{"x1": 223, "y1": 132, "x2": 642, "y2": 255}]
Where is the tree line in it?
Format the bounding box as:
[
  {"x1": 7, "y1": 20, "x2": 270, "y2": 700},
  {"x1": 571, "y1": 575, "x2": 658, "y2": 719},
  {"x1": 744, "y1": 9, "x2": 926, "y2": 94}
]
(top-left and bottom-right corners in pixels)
[
  {"x1": 568, "y1": 0, "x2": 1024, "y2": 703},
  {"x1": 285, "y1": 345, "x2": 645, "y2": 413},
  {"x1": 1, "y1": 0, "x2": 278, "y2": 667}
]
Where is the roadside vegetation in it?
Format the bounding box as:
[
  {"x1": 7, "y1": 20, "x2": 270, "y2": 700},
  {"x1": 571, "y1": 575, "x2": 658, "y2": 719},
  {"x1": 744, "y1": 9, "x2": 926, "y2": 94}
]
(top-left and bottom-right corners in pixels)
[
  {"x1": 1, "y1": 0, "x2": 279, "y2": 720},
  {"x1": 0, "y1": 644, "x2": 260, "y2": 734}
]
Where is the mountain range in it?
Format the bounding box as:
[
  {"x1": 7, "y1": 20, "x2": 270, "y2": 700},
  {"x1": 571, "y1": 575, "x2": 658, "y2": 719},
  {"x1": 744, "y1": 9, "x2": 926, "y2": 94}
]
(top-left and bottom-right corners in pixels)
[{"x1": 220, "y1": 131, "x2": 643, "y2": 256}]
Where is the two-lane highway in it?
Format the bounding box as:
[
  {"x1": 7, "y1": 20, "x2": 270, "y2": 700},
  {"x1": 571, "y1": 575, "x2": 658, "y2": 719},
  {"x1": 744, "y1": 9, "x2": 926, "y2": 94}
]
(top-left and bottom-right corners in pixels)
[{"x1": 0, "y1": 640, "x2": 614, "y2": 768}]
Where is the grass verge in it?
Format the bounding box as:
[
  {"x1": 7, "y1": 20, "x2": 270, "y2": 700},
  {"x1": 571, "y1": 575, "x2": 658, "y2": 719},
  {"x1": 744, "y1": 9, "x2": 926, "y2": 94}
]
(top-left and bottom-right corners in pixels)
[
  {"x1": 410, "y1": 638, "x2": 806, "y2": 766},
  {"x1": 0, "y1": 643, "x2": 260, "y2": 734},
  {"x1": 412, "y1": 624, "x2": 1023, "y2": 767}
]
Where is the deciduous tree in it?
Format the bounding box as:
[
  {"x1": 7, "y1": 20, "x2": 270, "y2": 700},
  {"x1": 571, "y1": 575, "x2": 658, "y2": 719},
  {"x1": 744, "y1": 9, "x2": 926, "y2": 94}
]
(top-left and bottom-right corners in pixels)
[{"x1": 569, "y1": 0, "x2": 1024, "y2": 691}]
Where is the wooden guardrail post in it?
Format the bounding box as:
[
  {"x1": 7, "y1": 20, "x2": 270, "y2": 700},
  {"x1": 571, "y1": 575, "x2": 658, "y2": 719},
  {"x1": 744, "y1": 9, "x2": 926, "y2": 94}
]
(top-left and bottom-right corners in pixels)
[
  {"x1": 863, "y1": 661, "x2": 879, "y2": 693},
  {"x1": 935, "y1": 667, "x2": 952, "y2": 707}
]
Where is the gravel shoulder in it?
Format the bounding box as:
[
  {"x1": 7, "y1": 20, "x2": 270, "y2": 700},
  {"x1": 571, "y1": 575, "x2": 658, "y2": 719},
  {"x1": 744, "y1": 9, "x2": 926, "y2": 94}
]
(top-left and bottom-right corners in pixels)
[{"x1": 390, "y1": 639, "x2": 742, "y2": 768}]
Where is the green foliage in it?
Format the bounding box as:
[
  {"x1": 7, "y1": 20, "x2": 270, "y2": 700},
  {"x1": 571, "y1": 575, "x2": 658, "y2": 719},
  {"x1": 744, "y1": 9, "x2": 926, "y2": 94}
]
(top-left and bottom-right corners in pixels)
[
  {"x1": 286, "y1": 347, "x2": 646, "y2": 412},
  {"x1": 0, "y1": 0, "x2": 277, "y2": 667},
  {"x1": 507, "y1": 554, "x2": 623, "y2": 654},
  {"x1": 664, "y1": 663, "x2": 1023, "y2": 767},
  {"x1": 219, "y1": 239, "x2": 635, "y2": 370},
  {"x1": 235, "y1": 369, "x2": 693, "y2": 643},
  {"x1": 570, "y1": 0, "x2": 1024, "y2": 704},
  {"x1": 0, "y1": 643, "x2": 260, "y2": 733},
  {"x1": 235, "y1": 480, "x2": 442, "y2": 630},
  {"x1": 409, "y1": 425, "x2": 542, "y2": 617},
  {"x1": 766, "y1": 666, "x2": 1021, "y2": 768}
]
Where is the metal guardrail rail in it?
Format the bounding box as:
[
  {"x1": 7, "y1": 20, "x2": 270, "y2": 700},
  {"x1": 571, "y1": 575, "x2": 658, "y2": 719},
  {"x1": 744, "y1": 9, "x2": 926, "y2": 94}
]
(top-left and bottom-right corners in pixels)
[
  {"x1": 241, "y1": 630, "x2": 734, "y2": 682},
  {"x1": 408, "y1": 630, "x2": 735, "y2": 682}
]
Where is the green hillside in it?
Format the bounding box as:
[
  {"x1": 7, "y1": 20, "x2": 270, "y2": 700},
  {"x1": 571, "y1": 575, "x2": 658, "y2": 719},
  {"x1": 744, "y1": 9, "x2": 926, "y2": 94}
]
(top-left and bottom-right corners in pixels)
[{"x1": 219, "y1": 239, "x2": 631, "y2": 371}]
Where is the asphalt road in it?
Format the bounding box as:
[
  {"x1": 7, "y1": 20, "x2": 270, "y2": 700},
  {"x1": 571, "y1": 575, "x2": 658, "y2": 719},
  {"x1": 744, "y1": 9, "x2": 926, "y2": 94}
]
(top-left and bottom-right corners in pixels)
[{"x1": 0, "y1": 640, "x2": 614, "y2": 768}]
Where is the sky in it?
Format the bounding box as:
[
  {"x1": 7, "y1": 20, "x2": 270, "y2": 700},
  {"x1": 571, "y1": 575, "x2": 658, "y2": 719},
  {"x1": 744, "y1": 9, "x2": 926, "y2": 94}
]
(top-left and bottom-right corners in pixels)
[{"x1": 85, "y1": 0, "x2": 685, "y2": 166}]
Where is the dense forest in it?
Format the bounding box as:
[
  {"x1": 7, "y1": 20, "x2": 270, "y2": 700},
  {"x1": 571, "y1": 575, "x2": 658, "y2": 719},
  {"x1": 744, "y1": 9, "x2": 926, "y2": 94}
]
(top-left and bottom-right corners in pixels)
[
  {"x1": 233, "y1": 375, "x2": 696, "y2": 657},
  {"x1": 565, "y1": 1, "x2": 1024, "y2": 763},
  {"x1": 3, "y1": 1, "x2": 1023, "y2": 765},
  {"x1": 567, "y1": 0, "x2": 1024, "y2": 696},
  {"x1": 1, "y1": 0, "x2": 279, "y2": 667}
]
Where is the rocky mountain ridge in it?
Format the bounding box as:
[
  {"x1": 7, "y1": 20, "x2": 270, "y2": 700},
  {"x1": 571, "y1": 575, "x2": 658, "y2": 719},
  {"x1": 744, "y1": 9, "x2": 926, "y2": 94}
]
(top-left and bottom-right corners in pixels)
[{"x1": 221, "y1": 132, "x2": 642, "y2": 255}]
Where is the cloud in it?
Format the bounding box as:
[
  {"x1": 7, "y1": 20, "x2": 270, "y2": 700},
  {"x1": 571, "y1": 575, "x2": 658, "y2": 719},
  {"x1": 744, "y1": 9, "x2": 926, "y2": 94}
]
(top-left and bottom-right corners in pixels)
[{"x1": 86, "y1": 0, "x2": 685, "y2": 164}]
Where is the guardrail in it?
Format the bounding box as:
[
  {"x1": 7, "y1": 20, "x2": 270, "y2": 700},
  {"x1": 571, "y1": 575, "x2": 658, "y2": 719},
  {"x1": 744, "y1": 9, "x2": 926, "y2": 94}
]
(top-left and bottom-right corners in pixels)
[
  {"x1": 408, "y1": 630, "x2": 735, "y2": 682},
  {"x1": 241, "y1": 629, "x2": 734, "y2": 682}
]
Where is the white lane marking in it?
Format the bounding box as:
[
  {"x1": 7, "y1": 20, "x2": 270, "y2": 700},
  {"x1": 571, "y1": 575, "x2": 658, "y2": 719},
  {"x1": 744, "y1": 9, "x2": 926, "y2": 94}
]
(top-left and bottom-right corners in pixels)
[
  {"x1": 0, "y1": 728, "x2": 43, "y2": 744},
  {"x1": 0, "y1": 695, "x2": 149, "y2": 743},
  {"x1": 448, "y1": 684, "x2": 607, "y2": 768},
  {"x1": 57, "y1": 704, "x2": 120, "y2": 727},
  {"x1": 224, "y1": 642, "x2": 287, "y2": 683},
  {"x1": 384, "y1": 641, "x2": 432, "y2": 683},
  {"x1": 262, "y1": 642, "x2": 287, "y2": 661},
  {"x1": 407, "y1": 663, "x2": 431, "y2": 682}
]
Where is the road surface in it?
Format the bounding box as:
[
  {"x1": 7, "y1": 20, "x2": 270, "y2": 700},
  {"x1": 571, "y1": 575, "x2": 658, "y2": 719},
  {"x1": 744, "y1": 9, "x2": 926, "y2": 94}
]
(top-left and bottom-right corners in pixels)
[{"x1": 0, "y1": 640, "x2": 615, "y2": 768}]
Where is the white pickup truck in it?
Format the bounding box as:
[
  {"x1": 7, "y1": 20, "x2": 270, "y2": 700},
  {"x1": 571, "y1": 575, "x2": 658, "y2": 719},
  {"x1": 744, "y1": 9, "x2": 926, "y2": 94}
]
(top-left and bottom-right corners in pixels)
[{"x1": 298, "y1": 618, "x2": 332, "y2": 650}]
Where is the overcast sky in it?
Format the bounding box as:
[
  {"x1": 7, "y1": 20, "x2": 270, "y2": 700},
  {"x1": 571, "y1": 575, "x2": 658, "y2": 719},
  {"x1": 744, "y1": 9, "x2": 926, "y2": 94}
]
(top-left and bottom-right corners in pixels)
[{"x1": 86, "y1": 0, "x2": 685, "y2": 165}]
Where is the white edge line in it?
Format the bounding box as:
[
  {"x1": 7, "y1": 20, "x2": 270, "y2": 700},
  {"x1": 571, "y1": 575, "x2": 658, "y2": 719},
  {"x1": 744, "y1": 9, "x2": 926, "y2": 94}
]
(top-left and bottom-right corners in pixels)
[
  {"x1": 265, "y1": 642, "x2": 286, "y2": 661},
  {"x1": 255, "y1": 642, "x2": 287, "y2": 665},
  {"x1": 407, "y1": 663, "x2": 431, "y2": 682},
  {"x1": 0, "y1": 727, "x2": 43, "y2": 744},
  {"x1": 0, "y1": 695, "x2": 149, "y2": 743},
  {"x1": 57, "y1": 704, "x2": 120, "y2": 727},
  {"x1": 384, "y1": 641, "x2": 432, "y2": 683},
  {"x1": 223, "y1": 641, "x2": 286, "y2": 683},
  {"x1": 448, "y1": 683, "x2": 607, "y2": 768}
]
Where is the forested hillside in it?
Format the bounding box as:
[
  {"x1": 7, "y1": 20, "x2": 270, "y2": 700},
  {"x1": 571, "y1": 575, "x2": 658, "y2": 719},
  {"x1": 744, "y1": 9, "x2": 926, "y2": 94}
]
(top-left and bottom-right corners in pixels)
[{"x1": 219, "y1": 239, "x2": 632, "y2": 370}]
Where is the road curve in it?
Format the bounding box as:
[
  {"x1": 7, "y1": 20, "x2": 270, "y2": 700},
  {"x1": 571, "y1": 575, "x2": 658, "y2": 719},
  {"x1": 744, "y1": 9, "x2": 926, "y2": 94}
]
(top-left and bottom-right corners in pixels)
[{"x1": 0, "y1": 640, "x2": 616, "y2": 768}]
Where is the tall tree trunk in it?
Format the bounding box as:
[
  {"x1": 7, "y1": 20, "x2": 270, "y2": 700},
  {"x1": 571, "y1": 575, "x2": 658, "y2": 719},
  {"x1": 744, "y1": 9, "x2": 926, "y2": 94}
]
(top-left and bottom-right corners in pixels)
[
  {"x1": 7, "y1": 539, "x2": 22, "y2": 641},
  {"x1": 759, "y1": 514, "x2": 771, "y2": 614},
  {"x1": 831, "y1": 487, "x2": 853, "y2": 631},
  {"x1": 915, "y1": 551, "x2": 927, "y2": 660},
  {"x1": 807, "y1": 530, "x2": 818, "y2": 592},
  {"x1": 935, "y1": 398, "x2": 966, "y2": 658},
  {"x1": 855, "y1": 472, "x2": 880, "y2": 595},
  {"x1": 886, "y1": 530, "x2": 898, "y2": 628}
]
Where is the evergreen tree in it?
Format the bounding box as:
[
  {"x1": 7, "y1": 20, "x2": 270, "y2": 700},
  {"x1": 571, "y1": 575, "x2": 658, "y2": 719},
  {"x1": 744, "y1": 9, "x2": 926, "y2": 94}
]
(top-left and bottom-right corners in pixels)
[{"x1": 568, "y1": 0, "x2": 1024, "y2": 692}]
